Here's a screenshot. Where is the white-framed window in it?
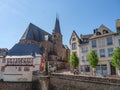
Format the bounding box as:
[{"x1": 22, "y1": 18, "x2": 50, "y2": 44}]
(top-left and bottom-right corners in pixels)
[
  {"x1": 107, "y1": 37, "x2": 113, "y2": 45},
  {"x1": 100, "y1": 49, "x2": 105, "y2": 57},
  {"x1": 72, "y1": 43, "x2": 77, "y2": 50},
  {"x1": 108, "y1": 48, "x2": 113, "y2": 57},
  {"x1": 92, "y1": 40, "x2": 96, "y2": 48},
  {"x1": 81, "y1": 47, "x2": 88, "y2": 53}
]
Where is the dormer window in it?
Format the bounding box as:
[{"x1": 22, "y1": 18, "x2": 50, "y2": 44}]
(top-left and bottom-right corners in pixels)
[
  {"x1": 83, "y1": 38, "x2": 88, "y2": 43},
  {"x1": 96, "y1": 32, "x2": 101, "y2": 35},
  {"x1": 103, "y1": 30, "x2": 108, "y2": 34}
]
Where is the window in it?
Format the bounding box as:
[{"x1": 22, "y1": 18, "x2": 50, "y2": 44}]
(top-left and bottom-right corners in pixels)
[
  {"x1": 92, "y1": 40, "x2": 96, "y2": 48},
  {"x1": 82, "y1": 56, "x2": 85, "y2": 61},
  {"x1": 24, "y1": 67, "x2": 30, "y2": 71},
  {"x1": 108, "y1": 48, "x2": 113, "y2": 57},
  {"x1": 83, "y1": 38, "x2": 88, "y2": 43},
  {"x1": 81, "y1": 47, "x2": 88, "y2": 53},
  {"x1": 98, "y1": 38, "x2": 105, "y2": 47},
  {"x1": 103, "y1": 30, "x2": 108, "y2": 34},
  {"x1": 96, "y1": 32, "x2": 101, "y2": 35},
  {"x1": 18, "y1": 67, "x2": 22, "y2": 71},
  {"x1": 107, "y1": 37, "x2": 113, "y2": 45},
  {"x1": 72, "y1": 43, "x2": 77, "y2": 50},
  {"x1": 80, "y1": 66, "x2": 84, "y2": 72},
  {"x1": 100, "y1": 49, "x2": 105, "y2": 57},
  {"x1": 72, "y1": 38, "x2": 76, "y2": 41},
  {"x1": 96, "y1": 64, "x2": 107, "y2": 75},
  {"x1": 85, "y1": 65, "x2": 90, "y2": 72}
]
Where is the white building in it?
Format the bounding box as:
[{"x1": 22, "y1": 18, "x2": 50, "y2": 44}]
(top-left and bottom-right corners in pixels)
[
  {"x1": 3, "y1": 43, "x2": 43, "y2": 82},
  {"x1": 0, "y1": 48, "x2": 8, "y2": 80},
  {"x1": 70, "y1": 19, "x2": 120, "y2": 76}
]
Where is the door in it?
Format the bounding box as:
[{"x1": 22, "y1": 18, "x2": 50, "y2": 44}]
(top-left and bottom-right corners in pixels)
[{"x1": 110, "y1": 63, "x2": 116, "y2": 75}]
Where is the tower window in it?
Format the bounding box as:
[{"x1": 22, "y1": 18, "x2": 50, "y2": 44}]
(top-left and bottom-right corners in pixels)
[{"x1": 54, "y1": 35, "x2": 57, "y2": 39}]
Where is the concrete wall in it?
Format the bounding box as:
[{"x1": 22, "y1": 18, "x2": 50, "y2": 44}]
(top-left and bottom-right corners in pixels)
[{"x1": 49, "y1": 74, "x2": 120, "y2": 90}]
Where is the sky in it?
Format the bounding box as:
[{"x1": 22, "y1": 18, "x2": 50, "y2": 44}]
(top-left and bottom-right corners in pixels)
[{"x1": 0, "y1": 0, "x2": 119, "y2": 49}]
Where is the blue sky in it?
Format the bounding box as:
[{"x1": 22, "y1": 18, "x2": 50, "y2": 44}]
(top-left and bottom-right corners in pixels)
[{"x1": 0, "y1": 0, "x2": 119, "y2": 49}]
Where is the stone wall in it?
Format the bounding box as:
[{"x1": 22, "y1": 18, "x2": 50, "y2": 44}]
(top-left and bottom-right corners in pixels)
[
  {"x1": 49, "y1": 74, "x2": 120, "y2": 90},
  {"x1": 0, "y1": 82, "x2": 32, "y2": 90}
]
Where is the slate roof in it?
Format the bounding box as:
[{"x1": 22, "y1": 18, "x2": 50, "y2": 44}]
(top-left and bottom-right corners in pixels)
[
  {"x1": 8, "y1": 43, "x2": 42, "y2": 56},
  {"x1": 53, "y1": 17, "x2": 61, "y2": 34},
  {"x1": 20, "y1": 23, "x2": 51, "y2": 42},
  {"x1": 80, "y1": 34, "x2": 93, "y2": 39},
  {"x1": 63, "y1": 45, "x2": 69, "y2": 50}
]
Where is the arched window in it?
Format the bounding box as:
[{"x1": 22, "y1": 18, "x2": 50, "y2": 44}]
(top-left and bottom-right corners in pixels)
[
  {"x1": 103, "y1": 30, "x2": 109, "y2": 34},
  {"x1": 96, "y1": 32, "x2": 101, "y2": 35}
]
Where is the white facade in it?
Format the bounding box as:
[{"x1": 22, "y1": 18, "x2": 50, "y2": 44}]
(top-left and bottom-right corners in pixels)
[
  {"x1": 70, "y1": 19, "x2": 120, "y2": 76},
  {"x1": 79, "y1": 44, "x2": 90, "y2": 74},
  {"x1": 3, "y1": 55, "x2": 42, "y2": 82}
]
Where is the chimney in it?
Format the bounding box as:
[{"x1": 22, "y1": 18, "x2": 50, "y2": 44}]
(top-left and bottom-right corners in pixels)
[
  {"x1": 93, "y1": 28, "x2": 98, "y2": 34},
  {"x1": 116, "y1": 19, "x2": 120, "y2": 33}
]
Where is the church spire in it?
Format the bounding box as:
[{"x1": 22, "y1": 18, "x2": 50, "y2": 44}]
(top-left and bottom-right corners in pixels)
[{"x1": 53, "y1": 16, "x2": 61, "y2": 34}]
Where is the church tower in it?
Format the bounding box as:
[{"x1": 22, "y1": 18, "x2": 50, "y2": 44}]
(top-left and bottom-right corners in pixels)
[{"x1": 52, "y1": 17, "x2": 63, "y2": 58}]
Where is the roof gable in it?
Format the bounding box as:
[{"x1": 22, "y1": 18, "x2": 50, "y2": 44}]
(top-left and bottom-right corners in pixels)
[
  {"x1": 97, "y1": 24, "x2": 114, "y2": 34},
  {"x1": 20, "y1": 23, "x2": 51, "y2": 42},
  {"x1": 90, "y1": 24, "x2": 114, "y2": 39},
  {"x1": 69, "y1": 30, "x2": 80, "y2": 44}
]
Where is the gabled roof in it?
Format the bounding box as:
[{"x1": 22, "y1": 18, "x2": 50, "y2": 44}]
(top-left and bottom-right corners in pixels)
[
  {"x1": 53, "y1": 17, "x2": 61, "y2": 34},
  {"x1": 8, "y1": 43, "x2": 42, "y2": 56},
  {"x1": 90, "y1": 24, "x2": 114, "y2": 39},
  {"x1": 98, "y1": 24, "x2": 114, "y2": 33},
  {"x1": 20, "y1": 23, "x2": 51, "y2": 42},
  {"x1": 69, "y1": 30, "x2": 81, "y2": 44}
]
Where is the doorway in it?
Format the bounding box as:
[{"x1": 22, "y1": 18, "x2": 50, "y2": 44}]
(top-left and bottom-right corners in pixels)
[{"x1": 110, "y1": 63, "x2": 116, "y2": 75}]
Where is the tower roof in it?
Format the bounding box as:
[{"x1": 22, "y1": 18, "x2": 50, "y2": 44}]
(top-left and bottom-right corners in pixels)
[{"x1": 53, "y1": 17, "x2": 61, "y2": 34}]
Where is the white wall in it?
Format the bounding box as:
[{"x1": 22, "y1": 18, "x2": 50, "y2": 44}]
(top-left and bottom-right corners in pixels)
[
  {"x1": 33, "y1": 55, "x2": 41, "y2": 71},
  {"x1": 4, "y1": 66, "x2": 33, "y2": 82}
]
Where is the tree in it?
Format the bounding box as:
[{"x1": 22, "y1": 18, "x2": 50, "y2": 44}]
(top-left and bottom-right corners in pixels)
[
  {"x1": 111, "y1": 47, "x2": 120, "y2": 76},
  {"x1": 87, "y1": 50, "x2": 98, "y2": 76},
  {"x1": 70, "y1": 52, "x2": 79, "y2": 69}
]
